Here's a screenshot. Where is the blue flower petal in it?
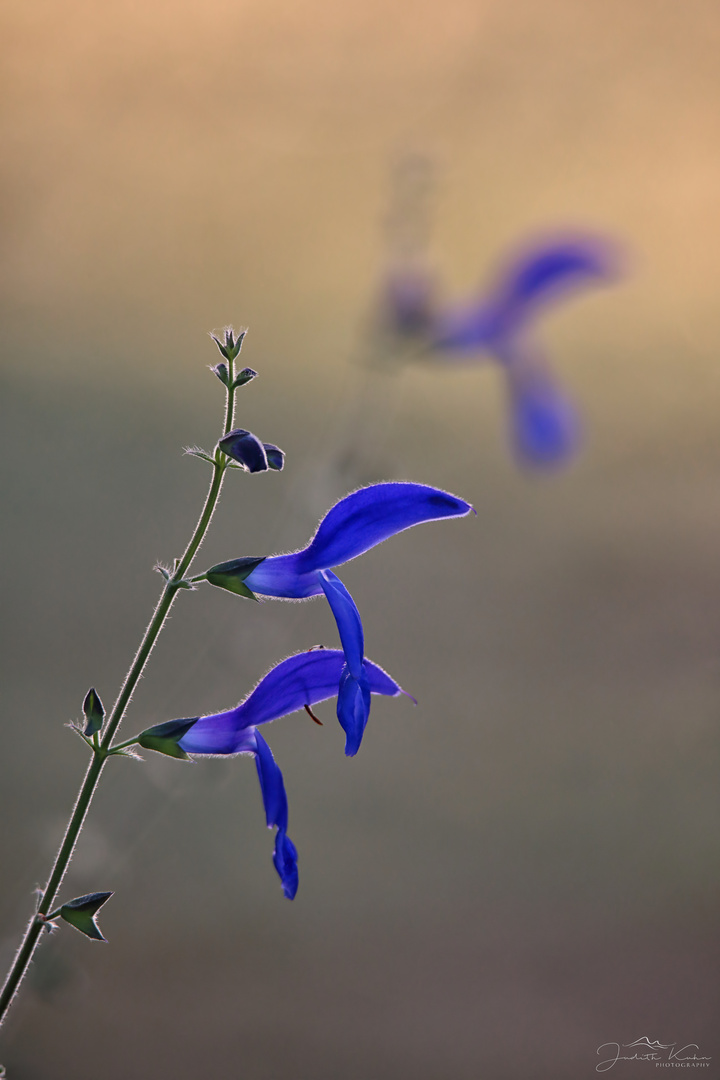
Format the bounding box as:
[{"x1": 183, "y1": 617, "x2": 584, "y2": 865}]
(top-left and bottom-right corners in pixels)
[
  {"x1": 301, "y1": 483, "x2": 472, "y2": 571},
  {"x1": 318, "y1": 570, "x2": 364, "y2": 678},
  {"x1": 254, "y1": 731, "x2": 299, "y2": 898},
  {"x1": 317, "y1": 572, "x2": 375, "y2": 750},
  {"x1": 431, "y1": 235, "x2": 619, "y2": 353},
  {"x1": 254, "y1": 730, "x2": 288, "y2": 832},
  {"x1": 262, "y1": 443, "x2": 285, "y2": 471},
  {"x1": 243, "y1": 483, "x2": 473, "y2": 598},
  {"x1": 177, "y1": 649, "x2": 407, "y2": 755},
  {"x1": 218, "y1": 429, "x2": 269, "y2": 473},
  {"x1": 273, "y1": 829, "x2": 299, "y2": 900},
  {"x1": 493, "y1": 235, "x2": 617, "y2": 320},
  {"x1": 508, "y1": 369, "x2": 581, "y2": 467},
  {"x1": 241, "y1": 550, "x2": 317, "y2": 598},
  {"x1": 337, "y1": 664, "x2": 372, "y2": 757},
  {"x1": 178, "y1": 720, "x2": 256, "y2": 756}
]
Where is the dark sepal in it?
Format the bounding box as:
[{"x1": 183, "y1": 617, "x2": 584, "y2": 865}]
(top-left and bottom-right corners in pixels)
[
  {"x1": 205, "y1": 556, "x2": 266, "y2": 600},
  {"x1": 137, "y1": 717, "x2": 199, "y2": 760},
  {"x1": 82, "y1": 688, "x2": 105, "y2": 737},
  {"x1": 263, "y1": 443, "x2": 285, "y2": 471},
  {"x1": 211, "y1": 361, "x2": 230, "y2": 386},
  {"x1": 60, "y1": 892, "x2": 113, "y2": 941},
  {"x1": 232, "y1": 367, "x2": 257, "y2": 389},
  {"x1": 218, "y1": 429, "x2": 268, "y2": 472}
]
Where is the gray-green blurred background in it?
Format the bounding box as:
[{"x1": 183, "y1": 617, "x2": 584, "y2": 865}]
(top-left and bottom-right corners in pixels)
[{"x1": 2, "y1": 1, "x2": 720, "y2": 1077}]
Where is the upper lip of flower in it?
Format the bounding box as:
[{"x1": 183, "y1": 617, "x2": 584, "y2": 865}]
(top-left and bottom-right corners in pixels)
[
  {"x1": 176, "y1": 648, "x2": 408, "y2": 755},
  {"x1": 430, "y1": 233, "x2": 621, "y2": 353},
  {"x1": 240, "y1": 481, "x2": 474, "y2": 599}
]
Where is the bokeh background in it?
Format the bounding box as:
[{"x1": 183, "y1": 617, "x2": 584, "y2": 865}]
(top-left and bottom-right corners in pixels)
[{"x1": 2, "y1": 1, "x2": 720, "y2": 1077}]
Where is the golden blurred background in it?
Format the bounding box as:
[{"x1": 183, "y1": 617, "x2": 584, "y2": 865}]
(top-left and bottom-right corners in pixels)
[{"x1": 1, "y1": 0, "x2": 719, "y2": 1076}]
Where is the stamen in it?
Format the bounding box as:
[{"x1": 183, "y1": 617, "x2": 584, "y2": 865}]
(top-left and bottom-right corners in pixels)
[{"x1": 304, "y1": 704, "x2": 323, "y2": 726}]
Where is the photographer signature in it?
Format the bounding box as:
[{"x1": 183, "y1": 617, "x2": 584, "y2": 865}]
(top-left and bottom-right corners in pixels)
[{"x1": 596, "y1": 1037, "x2": 711, "y2": 1072}]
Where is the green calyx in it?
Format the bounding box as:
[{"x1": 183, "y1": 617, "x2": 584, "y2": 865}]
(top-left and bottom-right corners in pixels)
[
  {"x1": 137, "y1": 717, "x2": 199, "y2": 760},
  {"x1": 205, "y1": 556, "x2": 266, "y2": 600},
  {"x1": 58, "y1": 892, "x2": 113, "y2": 941},
  {"x1": 82, "y1": 687, "x2": 105, "y2": 737}
]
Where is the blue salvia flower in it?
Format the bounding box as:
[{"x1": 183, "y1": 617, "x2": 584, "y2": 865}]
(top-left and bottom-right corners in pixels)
[
  {"x1": 208, "y1": 483, "x2": 473, "y2": 756},
  {"x1": 150, "y1": 649, "x2": 408, "y2": 899},
  {"x1": 428, "y1": 234, "x2": 621, "y2": 467}
]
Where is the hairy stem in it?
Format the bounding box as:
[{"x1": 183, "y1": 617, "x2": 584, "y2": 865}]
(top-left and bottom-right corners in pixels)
[{"x1": 0, "y1": 352, "x2": 238, "y2": 1027}]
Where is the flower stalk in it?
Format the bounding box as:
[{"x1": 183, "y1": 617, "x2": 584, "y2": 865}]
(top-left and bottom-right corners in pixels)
[
  {"x1": 0, "y1": 323, "x2": 473, "y2": 1032},
  {"x1": 0, "y1": 333, "x2": 243, "y2": 1027}
]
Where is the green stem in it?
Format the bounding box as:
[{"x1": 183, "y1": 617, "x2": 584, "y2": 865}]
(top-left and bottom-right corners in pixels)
[
  {"x1": 0, "y1": 353, "x2": 238, "y2": 1028},
  {"x1": 106, "y1": 736, "x2": 141, "y2": 754}
]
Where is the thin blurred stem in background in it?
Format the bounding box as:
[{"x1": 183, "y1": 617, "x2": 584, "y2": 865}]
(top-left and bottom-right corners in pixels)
[{"x1": 328, "y1": 153, "x2": 439, "y2": 489}]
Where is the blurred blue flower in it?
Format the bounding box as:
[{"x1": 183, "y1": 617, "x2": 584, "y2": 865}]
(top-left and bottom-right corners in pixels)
[
  {"x1": 175, "y1": 649, "x2": 408, "y2": 898},
  {"x1": 238, "y1": 482, "x2": 473, "y2": 755},
  {"x1": 431, "y1": 236, "x2": 618, "y2": 351},
  {"x1": 418, "y1": 234, "x2": 621, "y2": 467}
]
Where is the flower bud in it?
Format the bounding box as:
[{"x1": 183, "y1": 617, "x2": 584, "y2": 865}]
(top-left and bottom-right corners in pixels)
[
  {"x1": 59, "y1": 892, "x2": 113, "y2": 941},
  {"x1": 82, "y1": 688, "x2": 105, "y2": 737},
  {"x1": 211, "y1": 326, "x2": 246, "y2": 361},
  {"x1": 218, "y1": 429, "x2": 284, "y2": 473}
]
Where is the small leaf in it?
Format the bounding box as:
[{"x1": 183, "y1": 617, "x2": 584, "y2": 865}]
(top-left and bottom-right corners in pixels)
[
  {"x1": 60, "y1": 892, "x2": 113, "y2": 941},
  {"x1": 82, "y1": 688, "x2": 105, "y2": 737},
  {"x1": 206, "y1": 556, "x2": 266, "y2": 600},
  {"x1": 137, "y1": 717, "x2": 199, "y2": 759},
  {"x1": 184, "y1": 446, "x2": 216, "y2": 464},
  {"x1": 108, "y1": 745, "x2": 144, "y2": 760}
]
